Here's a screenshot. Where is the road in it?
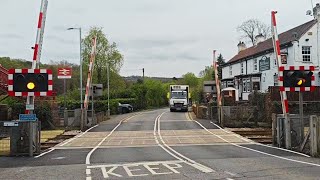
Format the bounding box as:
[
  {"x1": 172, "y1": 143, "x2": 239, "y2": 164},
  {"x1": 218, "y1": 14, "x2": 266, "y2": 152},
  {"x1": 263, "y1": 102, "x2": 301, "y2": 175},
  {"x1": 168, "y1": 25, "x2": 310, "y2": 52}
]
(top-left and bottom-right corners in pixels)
[{"x1": 1, "y1": 109, "x2": 320, "y2": 179}]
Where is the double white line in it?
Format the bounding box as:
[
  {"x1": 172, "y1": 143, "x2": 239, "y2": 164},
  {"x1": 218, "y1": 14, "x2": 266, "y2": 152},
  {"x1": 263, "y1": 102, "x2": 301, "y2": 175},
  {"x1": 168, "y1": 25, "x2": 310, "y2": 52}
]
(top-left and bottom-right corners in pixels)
[{"x1": 153, "y1": 112, "x2": 214, "y2": 173}]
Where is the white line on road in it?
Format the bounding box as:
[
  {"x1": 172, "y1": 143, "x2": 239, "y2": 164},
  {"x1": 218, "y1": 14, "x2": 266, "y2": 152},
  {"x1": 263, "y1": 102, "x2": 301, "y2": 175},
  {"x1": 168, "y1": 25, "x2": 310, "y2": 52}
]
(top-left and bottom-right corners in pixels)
[
  {"x1": 190, "y1": 114, "x2": 320, "y2": 167},
  {"x1": 154, "y1": 112, "x2": 214, "y2": 173},
  {"x1": 85, "y1": 113, "x2": 141, "y2": 165},
  {"x1": 59, "y1": 124, "x2": 99, "y2": 147},
  {"x1": 34, "y1": 148, "x2": 54, "y2": 158}
]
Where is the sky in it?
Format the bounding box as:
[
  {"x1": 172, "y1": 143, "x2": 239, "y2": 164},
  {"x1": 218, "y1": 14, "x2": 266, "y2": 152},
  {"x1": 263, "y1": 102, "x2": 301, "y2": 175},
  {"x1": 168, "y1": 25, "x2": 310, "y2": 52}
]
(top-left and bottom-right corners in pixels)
[{"x1": 0, "y1": 0, "x2": 316, "y2": 77}]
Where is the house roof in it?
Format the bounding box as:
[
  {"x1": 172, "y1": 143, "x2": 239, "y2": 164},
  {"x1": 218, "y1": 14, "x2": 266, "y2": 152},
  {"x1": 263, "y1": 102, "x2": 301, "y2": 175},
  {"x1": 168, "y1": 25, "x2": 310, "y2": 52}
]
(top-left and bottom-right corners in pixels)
[{"x1": 226, "y1": 19, "x2": 317, "y2": 65}]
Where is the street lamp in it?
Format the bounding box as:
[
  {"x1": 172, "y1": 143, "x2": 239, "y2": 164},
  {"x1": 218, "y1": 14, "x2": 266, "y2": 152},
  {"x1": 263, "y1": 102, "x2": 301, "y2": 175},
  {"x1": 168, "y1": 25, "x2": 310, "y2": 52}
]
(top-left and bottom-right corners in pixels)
[{"x1": 67, "y1": 27, "x2": 83, "y2": 129}]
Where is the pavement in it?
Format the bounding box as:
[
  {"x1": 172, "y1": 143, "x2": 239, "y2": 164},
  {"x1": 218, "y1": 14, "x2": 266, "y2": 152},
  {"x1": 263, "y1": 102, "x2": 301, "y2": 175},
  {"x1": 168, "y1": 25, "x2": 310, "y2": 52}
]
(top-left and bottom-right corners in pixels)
[{"x1": 1, "y1": 108, "x2": 320, "y2": 180}]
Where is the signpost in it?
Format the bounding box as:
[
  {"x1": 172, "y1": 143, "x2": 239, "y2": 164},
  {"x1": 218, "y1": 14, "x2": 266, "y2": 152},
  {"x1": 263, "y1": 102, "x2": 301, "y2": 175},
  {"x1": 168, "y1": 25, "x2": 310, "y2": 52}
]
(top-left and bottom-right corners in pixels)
[
  {"x1": 57, "y1": 68, "x2": 72, "y2": 79},
  {"x1": 57, "y1": 67, "x2": 72, "y2": 109},
  {"x1": 4, "y1": 122, "x2": 19, "y2": 127},
  {"x1": 19, "y1": 114, "x2": 37, "y2": 121}
]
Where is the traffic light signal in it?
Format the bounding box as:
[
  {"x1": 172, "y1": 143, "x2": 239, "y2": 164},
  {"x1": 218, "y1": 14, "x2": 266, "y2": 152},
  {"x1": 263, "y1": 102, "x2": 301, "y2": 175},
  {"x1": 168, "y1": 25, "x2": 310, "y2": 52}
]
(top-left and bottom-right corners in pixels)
[
  {"x1": 283, "y1": 70, "x2": 313, "y2": 87},
  {"x1": 13, "y1": 73, "x2": 48, "y2": 92},
  {"x1": 8, "y1": 69, "x2": 53, "y2": 96}
]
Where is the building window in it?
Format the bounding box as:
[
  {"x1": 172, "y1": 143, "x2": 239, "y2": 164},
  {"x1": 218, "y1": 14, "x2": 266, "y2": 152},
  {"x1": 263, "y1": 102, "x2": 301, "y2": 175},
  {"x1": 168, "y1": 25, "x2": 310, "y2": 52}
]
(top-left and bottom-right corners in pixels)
[
  {"x1": 302, "y1": 46, "x2": 311, "y2": 62},
  {"x1": 229, "y1": 66, "x2": 232, "y2": 76},
  {"x1": 227, "y1": 81, "x2": 234, "y2": 87},
  {"x1": 242, "y1": 78, "x2": 251, "y2": 92},
  {"x1": 241, "y1": 63, "x2": 244, "y2": 74},
  {"x1": 253, "y1": 59, "x2": 258, "y2": 71}
]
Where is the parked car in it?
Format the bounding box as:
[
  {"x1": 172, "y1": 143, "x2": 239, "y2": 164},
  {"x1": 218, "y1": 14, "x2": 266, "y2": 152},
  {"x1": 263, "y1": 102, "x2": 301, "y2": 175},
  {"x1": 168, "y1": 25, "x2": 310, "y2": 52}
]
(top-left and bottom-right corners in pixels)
[{"x1": 118, "y1": 103, "x2": 133, "y2": 114}]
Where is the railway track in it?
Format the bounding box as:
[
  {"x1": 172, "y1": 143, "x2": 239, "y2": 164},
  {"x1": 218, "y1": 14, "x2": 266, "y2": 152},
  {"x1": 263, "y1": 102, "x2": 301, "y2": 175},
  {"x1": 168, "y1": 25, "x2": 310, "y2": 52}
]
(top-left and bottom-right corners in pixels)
[{"x1": 228, "y1": 128, "x2": 272, "y2": 144}]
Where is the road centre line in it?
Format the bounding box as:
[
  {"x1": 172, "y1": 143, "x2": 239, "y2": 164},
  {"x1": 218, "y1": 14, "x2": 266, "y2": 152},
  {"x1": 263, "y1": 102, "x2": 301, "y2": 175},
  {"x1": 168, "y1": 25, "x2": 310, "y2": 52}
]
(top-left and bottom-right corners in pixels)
[
  {"x1": 154, "y1": 112, "x2": 214, "y2": 173},
  {"x1": 189, "y1": 113, "x2": 320, "y2": 167}
]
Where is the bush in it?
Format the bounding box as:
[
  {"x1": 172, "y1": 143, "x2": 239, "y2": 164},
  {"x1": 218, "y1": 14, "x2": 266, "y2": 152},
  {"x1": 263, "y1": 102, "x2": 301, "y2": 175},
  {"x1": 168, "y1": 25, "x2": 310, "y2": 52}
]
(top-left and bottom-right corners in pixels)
[
  {"x1": 58, "y1": 98, "x2": 138, "y2": 115},
  {"x1": 34, "y1": 102, "x2": 53, "y2": 129}
]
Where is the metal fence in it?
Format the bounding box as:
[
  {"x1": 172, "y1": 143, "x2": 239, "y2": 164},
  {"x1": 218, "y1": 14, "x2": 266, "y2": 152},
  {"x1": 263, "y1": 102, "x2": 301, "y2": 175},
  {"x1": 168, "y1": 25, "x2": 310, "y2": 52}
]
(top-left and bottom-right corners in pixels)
[
  {"x1": 0, "y1": 121, "x2": 40, "y2": 156},
  {"x1": 273, "y1": 114, "x2": 312, "y2": 153}
]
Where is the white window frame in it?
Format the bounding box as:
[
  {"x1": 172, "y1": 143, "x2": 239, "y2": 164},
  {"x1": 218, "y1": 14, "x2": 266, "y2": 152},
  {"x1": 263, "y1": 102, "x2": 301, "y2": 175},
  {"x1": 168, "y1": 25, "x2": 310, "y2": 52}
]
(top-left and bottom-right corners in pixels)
[
  {"x1": 229, "y1": 66, "x2": 232, "y2": 76},
  {"x1": 302, "y1": 46, "x2": 311, "y2": 62},
  {"x1": 253, "y1": 59, "x2": 258, "y2": 71}
]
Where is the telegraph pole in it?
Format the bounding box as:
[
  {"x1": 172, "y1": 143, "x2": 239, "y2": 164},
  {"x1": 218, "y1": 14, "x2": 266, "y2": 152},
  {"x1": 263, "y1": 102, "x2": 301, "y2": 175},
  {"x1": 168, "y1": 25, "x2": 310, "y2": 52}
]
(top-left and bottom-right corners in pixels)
[{"x1": 142, "y1": 68, "x2": 145, "y2": 80}]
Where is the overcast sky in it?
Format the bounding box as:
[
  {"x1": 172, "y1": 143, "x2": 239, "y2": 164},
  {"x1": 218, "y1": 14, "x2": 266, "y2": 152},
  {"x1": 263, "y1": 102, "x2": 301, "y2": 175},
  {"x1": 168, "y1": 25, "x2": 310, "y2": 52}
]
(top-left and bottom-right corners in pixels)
[{"x1": 0, "y1": 0, "x2": 316, "y2": 77}]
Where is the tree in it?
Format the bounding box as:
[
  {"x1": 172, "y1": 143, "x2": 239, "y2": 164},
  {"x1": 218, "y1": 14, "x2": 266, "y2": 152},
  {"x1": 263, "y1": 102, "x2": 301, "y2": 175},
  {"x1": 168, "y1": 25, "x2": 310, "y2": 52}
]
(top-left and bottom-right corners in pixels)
[
  {"x1": 217, "y1": 54, "x2": 225, "y2": 80},
  {"x1": 82, "y1": 27, "x2": 124, "y2": 84},
  {"x1": 199, "y1": 66, "x2": 214, "y2": 81},
  {"x1": 182, "y1": 72, "x2": 199, "y2": 88},
  {"x1": 237, "y1": 19, "x2": 271, "y2": 46}
]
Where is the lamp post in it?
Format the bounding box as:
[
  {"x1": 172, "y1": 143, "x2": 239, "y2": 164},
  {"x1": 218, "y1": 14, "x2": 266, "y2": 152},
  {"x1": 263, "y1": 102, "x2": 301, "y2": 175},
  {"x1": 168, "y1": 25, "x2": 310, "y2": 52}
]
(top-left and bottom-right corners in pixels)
[
  {"x1": 67, "y1": 27, "x2": 82, "y2": 108},
  {"x1": 67, "y1": 27, "x2": 83, "y2": 129}
]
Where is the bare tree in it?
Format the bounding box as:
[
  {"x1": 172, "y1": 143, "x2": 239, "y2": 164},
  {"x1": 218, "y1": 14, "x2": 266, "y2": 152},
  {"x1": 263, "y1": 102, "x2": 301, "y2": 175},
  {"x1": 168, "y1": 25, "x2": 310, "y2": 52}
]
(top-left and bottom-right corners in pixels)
[{"x1": 237, "y1": 19, "x2": 271, "y2": 46}]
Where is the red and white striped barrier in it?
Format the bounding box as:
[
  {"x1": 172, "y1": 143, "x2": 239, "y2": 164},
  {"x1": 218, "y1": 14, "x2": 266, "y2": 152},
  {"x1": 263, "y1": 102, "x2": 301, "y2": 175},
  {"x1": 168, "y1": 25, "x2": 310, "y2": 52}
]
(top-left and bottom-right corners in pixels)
[
  {"x1": 83, "y1": 37, "x2": 97, "y2": 110},
  {"x1": 7, "y1": 69, "x2": 53, "y2": 97},
  {"x1": 213, "y1": 50, "x2": 222, "y2": 107},
  {"x1": 272, "y1": 11, "x2": 289, "y2": 114},
  {"x1": 279, "y1": 66, "x2": 316, "y2": 92},
  {"x1": 32, "y1": 0, "x2": 48, "y2": 69}
]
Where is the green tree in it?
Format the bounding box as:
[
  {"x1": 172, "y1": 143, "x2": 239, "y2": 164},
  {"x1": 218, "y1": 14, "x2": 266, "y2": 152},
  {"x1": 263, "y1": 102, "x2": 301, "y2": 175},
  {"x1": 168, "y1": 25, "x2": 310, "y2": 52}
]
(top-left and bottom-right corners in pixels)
[
  {"x1": 82, "y1": 27, "x2": 124, "y2": 84},
  {"x1": 181, "y1": 72, "x2": 199, "y2": 88},
  {"x1": 217, "y1": 54, "x2": 225, "y2": 80}
]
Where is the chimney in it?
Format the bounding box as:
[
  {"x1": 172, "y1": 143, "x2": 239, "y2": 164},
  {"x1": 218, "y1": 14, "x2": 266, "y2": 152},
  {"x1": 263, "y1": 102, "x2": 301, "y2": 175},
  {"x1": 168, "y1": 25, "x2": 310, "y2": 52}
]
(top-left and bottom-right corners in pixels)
[
  {"x1": 237, "y1": 41, "x2": 246, "y2": 53},
  {"x1": 255, "y1": 34, "x2": 265, "y2": 45},
  {"x1": 313, "y1": 3, "x2": 320, "y2": 20}
]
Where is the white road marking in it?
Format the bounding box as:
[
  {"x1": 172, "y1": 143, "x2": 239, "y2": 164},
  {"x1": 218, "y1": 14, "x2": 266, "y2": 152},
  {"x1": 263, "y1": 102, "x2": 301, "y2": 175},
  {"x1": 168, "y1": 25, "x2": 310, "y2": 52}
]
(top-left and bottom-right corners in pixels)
[
  {"x1": 85, "y1": 177, "x2": 92, "y2": 180},
  {"x1": 51, "y1": 156, "x2": 65, "y2": 160},
  {"x1": 154, "y1": 112, "x2": 214, "y2": 173},
  {"x1": 86, "y1": 168, "x2": 91, "y2": 175},
  {"x1": 87, "y1": 160, "x2": 183, "y2": 178},
  {"x1": 192, "y1": 116, "x2": 320, "y2": 167},
  {"x1": 59, "y1": 124, "x2": 99, "y2": 147},
  {"x1": 85, "y1": 114, "x2": 140, "y2": 165},
  {"x1": 101, "y1": 166, "x2": 122, "y2": 178},
  {"x1": 87, "y1": 160, "x2": 182, "y2": 168},
  {"x1": 34, "y1": 148, "x2": 54, "y2": 158},
  {"x1": 209, "y1": 119, "x2": 310, "y2": 157},
  {"x1": 144, "y1": 163, "x2": 173, "y2": 175},
  {"x1": 123, "y1": 164, "x2": 148, "y2": 177},
  {"x1": 225, "y1": 171, "x2": 237, "y2": 176}
]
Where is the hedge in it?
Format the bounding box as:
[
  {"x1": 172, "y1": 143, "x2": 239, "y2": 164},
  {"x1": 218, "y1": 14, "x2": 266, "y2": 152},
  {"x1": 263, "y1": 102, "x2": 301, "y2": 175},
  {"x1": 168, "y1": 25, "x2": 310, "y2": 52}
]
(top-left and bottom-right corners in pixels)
[{"x1": 58, "y1": 98, "x2": 138, "y2": 114}]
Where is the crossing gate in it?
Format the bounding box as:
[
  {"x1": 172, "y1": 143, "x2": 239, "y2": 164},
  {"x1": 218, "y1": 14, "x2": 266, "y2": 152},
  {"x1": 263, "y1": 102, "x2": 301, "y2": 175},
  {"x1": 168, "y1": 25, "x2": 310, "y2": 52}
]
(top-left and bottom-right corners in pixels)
[
  {"x1": 273, "y1": 114, "x2": 320, "y2": 156},
  {"x1": 0, "y1": 121, "x2": 40, "y2": 156}
]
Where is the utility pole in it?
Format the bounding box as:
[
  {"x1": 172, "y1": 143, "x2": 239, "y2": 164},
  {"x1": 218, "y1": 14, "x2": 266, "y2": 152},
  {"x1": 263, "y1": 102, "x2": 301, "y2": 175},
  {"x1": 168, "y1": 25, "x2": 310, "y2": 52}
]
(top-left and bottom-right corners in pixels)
[
  {"x1": 64, "y1": 61, "x2": 67, "y2": 109},
  {"x1": 107, "y1": 62, "x2": 110, "y2": 117},
  {"x1": 142, "y1": 68, "x2": 145, "y2": 80}
]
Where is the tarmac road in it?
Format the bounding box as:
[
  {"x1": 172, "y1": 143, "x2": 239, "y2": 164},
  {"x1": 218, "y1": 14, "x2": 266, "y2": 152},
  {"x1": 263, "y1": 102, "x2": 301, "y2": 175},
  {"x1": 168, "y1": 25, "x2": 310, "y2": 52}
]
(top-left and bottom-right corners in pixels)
[{"x1": 1, "y1": 108, "x2": 320, "y2": 180}]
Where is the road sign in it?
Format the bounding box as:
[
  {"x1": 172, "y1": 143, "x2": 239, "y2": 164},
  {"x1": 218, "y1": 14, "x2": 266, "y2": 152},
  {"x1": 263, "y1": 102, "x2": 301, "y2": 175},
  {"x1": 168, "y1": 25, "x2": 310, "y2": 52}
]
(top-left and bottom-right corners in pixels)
[
  {"x1": 3, "y1": 122, "x2": 19, "y2": 127},
  {"x1": 19, "y1": 114, "x2": 37, "y2": 121},
  {"x1": 26, "y1": 104, "x2": 35, "y2": 110},
  {"x1": 91, "y1": 84, "x2": 103, "y2": 96},
  {"x1": 58, "y1": 68, "x2": 72, "y2": 79}
]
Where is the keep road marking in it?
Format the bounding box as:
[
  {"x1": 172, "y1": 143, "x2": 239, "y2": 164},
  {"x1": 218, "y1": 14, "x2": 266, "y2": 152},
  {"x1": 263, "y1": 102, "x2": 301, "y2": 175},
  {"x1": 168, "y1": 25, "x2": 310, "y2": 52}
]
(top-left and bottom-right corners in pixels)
[{"x1": 87, "y1": 160, "x2": 183, "y2": 179}]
